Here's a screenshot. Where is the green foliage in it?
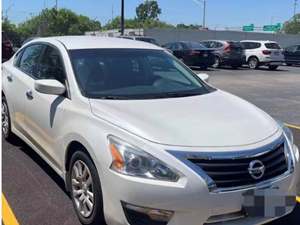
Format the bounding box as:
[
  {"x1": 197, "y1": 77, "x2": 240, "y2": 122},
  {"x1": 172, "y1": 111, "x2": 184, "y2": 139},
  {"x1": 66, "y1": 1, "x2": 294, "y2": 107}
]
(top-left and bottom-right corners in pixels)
[
  {"x1": 103, "y1": 16, "x2": 174, "y2": 30},
  {"x1": 176, "y1": 23, "x2": 202, "y2": 30},
  {"x1": 282, "y1": 14, "x2": 300, "y2": 34},
  {"x1": 103, "y1": 16, "x2": 139, "y2": 30},
  {"x1": 136, "y1": 0, "x2": 162, "y2": 22},
  {"x1": 2, "y1": 17, "x2": 22, "y2": 46},
  {"x1": 17, "y1": 8, "x2": 101, "y2": 40}
]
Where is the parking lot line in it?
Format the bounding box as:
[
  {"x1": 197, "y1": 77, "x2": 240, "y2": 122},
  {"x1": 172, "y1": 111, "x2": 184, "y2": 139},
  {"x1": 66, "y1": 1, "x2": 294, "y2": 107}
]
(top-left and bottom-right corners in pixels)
[
  {"x1": 2, "y1": 194, "x2": 20, "y2": 225},
  {"x1": 285, "y1": 123, "x2": 300, "y2": 130}
]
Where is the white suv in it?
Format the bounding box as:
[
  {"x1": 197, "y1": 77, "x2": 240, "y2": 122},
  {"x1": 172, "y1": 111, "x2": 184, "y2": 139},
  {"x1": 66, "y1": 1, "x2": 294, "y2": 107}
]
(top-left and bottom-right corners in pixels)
[
  {"x1": 241, "y1": 40, "x2": 285, "y2": 70},
  {"x1": 2, "y1": 36, "x2": 299, "y2": 225}
]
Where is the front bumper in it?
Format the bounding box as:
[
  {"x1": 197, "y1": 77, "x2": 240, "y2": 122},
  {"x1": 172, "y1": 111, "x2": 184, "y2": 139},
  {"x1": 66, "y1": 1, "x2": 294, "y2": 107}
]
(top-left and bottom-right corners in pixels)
[{"x1": 101, "y1": 144, "x2": 300, "y2": 225}]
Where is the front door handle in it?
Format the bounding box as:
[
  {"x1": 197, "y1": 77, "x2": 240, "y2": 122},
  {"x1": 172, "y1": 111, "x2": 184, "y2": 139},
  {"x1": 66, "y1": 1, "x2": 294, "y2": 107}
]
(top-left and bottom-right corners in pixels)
[
  {"x1": 26, "y1": 90, "x2": 33, "y2": 100},
  {"x1": 7, "y1": 74, "x2": 13, "y2": 82}
]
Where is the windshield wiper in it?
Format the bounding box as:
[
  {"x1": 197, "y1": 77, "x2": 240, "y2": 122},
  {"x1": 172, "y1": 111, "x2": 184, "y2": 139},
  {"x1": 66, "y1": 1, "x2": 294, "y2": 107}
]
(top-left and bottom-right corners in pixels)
[{"x1": 159, "y1": 91, "x2": 203, "y2": 98}]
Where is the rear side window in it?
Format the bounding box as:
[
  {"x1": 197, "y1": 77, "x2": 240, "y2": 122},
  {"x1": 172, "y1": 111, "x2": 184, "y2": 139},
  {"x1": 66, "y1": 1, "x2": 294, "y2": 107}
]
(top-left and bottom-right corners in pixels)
[
  {"x1": 265, "y1": 43, "x2": 281, "y2": 49},
  {"x1": 228, "y1": 42, "x2": 243, "y2": 49},
  {"x1": 19, "y1": 44, "x2": 44, "y2": 77},
  {"x1": 242, "y1": 42, "x2": 261, "y2": 49}
]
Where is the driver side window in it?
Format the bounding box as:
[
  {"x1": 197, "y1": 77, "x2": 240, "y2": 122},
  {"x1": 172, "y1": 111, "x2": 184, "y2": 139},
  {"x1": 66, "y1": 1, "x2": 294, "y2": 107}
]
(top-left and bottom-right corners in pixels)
[{"x1": 38, "y1": 46, "x2": 66, "y2": 84}]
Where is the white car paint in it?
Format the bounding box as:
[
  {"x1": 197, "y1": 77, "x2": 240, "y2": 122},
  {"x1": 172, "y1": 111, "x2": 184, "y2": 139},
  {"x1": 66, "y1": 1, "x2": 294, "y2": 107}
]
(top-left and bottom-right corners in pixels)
[
  {"x1": 241, "y1": 40, "x2": 285, "y2": 67},
  {"x1": 2, "y1": 36, "x2": 299, "y2": 225}
]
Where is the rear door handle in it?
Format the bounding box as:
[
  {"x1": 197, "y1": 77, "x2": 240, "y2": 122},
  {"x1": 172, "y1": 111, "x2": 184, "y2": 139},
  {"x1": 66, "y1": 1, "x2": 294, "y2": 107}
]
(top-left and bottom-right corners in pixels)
[{"x1": 26, "y1": 90, "x2": 33, "y2": 100}]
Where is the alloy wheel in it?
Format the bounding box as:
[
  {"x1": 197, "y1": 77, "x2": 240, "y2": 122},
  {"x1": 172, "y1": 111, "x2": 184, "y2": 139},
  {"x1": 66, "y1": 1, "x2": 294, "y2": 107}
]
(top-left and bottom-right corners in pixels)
[
  {"x1": 71, "y1": 160, "x2": 95, "y2": 218},
  {"x1": 248, "y1": 58, "x2": 258, "y2": 69},
  {"x1": 2, "y1": 100, "x2": 9, "y2": 136}
]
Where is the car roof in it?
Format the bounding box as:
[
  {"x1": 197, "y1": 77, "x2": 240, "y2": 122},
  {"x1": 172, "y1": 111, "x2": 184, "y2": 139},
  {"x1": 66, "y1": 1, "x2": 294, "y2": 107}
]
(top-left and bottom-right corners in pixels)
[
  {"x1": 240, "y1": 40, "x2": 278, "y2": 43},
  {"x1": 30, "y1": 36, "x2": 162, "y2": 50},
  {"x1": 121, "y1": 36, "x2": 155, "y2": 39}
]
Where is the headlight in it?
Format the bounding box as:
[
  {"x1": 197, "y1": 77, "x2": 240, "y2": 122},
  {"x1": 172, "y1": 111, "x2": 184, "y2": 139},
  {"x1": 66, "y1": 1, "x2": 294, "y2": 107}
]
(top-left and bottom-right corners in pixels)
[
  {"x1": 108, "y1": 135, "x2": 180, "y2": 182},
  {"x1": 278, "y1": 121, "x2": 298, "y2": 160}
]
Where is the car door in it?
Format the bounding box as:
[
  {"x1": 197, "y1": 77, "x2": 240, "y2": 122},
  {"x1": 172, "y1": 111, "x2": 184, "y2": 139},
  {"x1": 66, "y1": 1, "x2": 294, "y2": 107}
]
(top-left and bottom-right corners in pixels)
[
  {"x1": 296, "y1": 46, "x2": 300, "y2": 63},
  {"x1": 284, "y1": 46, "x2": 296, "y2": 62},
  {"x1": 22, "y1": 44, "x2": 70, "y2": 171},
  {"x1": 3, "y1": 44, "x2": 45, "y2": 135}
]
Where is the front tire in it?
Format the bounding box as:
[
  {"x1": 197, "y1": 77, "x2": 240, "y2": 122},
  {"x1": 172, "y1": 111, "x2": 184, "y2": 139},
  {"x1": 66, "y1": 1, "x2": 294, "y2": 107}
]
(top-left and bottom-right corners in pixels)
[
  {"x1": 2, "y1": 96, "x2": 16, "y2": 142},
  {"x1": 68, "y1": 151, "x2": 106, "y2": 225}
]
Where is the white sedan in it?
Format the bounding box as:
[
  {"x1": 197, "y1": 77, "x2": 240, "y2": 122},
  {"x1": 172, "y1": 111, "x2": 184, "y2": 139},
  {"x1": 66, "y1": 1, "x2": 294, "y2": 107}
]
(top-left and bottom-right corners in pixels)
[{"x1": 2, "y1": 36, "x2": 299, "y2": 225}]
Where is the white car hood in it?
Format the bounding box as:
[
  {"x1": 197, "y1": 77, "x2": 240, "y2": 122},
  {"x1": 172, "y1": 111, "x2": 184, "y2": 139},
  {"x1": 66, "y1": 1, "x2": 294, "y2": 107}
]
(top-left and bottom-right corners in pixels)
[{"x1": 89, "y1": 90, "x2": 279, "y2": 147}]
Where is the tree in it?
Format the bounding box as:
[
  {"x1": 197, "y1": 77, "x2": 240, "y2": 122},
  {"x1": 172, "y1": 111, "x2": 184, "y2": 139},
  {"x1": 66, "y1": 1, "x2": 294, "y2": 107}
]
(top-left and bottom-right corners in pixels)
[
  {"x1": 17, "y1": 8, "x2": 101, "y2": 40},
  {"x1": 136, "y1": 0, "x2": 161, "y2": 22},
  {"x1": 103, "y1": 16, "x2": 139, "y2": 30},
  {"x1": 103, "y1": 16, "x2": 173, "y2": 30},
  {"x1": 2, "y1": 17, "x2": 22, "y2": 45},
  {"x1": 176, "y1": 23, "x2": 202, "y2": 30},
  {"x1": 282, "y1": 14, "x2": 300, "y2": 34}
]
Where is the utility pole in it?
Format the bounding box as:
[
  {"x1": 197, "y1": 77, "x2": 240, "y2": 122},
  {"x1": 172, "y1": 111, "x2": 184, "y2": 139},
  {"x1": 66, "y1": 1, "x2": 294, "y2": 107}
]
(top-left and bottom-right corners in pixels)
[
  {"x1": 192, "y1": 0, "x2": 207, "y2": 29},
  {"x1": 120, "y1": 0, "x2": 125, "y2": 35},
  {"x1": 203, "y1": 0, "x2": 206, "y2": 28},
  {"x1": 294, "y1": 0, "x2": 298, "y2": 19},
  {"x1": 55, "y1": 0, "x2": 58, "y2": 10}
]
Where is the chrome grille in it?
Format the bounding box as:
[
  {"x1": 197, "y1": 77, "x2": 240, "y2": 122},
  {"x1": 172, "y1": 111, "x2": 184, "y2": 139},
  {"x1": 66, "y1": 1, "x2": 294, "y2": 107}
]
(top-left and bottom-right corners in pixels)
[{"x1": 189, "y1": 143, "x2": 288, "y2": 188}]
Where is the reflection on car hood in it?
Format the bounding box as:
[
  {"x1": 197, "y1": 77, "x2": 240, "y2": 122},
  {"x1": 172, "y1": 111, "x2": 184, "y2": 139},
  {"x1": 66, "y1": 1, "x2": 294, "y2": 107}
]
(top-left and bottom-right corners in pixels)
[{"x1": 89, "y1": 90, "x2": 279, "y2": 147}]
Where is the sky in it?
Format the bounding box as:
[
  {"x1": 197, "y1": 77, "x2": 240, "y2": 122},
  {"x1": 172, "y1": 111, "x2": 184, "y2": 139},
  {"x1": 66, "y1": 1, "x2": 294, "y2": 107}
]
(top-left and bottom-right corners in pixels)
[{"x1": 2, "y1": 0, "x2": 299, "y2": 29}]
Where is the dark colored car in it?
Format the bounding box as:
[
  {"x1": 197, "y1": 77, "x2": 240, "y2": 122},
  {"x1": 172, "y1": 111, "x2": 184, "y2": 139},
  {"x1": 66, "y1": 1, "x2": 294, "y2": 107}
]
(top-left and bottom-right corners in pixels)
[
  {"x1": 162, "y1": 41, "x2": 215, "y2": 69},
  {"x1": 283, "y1": 45, "x2": 300, "y2": 66},
  {"x1": 199, "y1": 40, "x2": 246, "y2": 68},
  {"x1": 2, "y1": 32, "x2": 14, "y2": 62},
  {"x1": 119, "y1": 36, "x2": 160, "y2": 46}
]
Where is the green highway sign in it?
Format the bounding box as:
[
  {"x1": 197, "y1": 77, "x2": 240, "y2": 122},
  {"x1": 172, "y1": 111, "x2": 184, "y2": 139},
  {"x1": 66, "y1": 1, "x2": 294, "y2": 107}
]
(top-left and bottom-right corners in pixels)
[
  {"x1": 243, "y1": 24, "x2": 254, "y2": 32},
  {"x1": 263, "y1": 23, "x2": 282, "y2": 32}
]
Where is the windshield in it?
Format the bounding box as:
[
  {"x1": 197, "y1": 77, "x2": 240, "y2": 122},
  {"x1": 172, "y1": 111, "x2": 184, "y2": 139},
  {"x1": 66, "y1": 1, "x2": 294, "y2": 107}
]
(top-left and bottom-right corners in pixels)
[{"x1": 69, "y1": 49, "x2": 213, "y2": 99}]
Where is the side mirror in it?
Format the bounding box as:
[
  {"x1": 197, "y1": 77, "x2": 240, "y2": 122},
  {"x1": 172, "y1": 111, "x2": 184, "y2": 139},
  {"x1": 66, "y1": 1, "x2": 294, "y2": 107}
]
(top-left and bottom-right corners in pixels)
[
  {"x1": 34, "y1": 79, "x2": 66, "y2": 95},
  {"x1": 196, "y1": 73, "x2": 210, "y2": 83}
]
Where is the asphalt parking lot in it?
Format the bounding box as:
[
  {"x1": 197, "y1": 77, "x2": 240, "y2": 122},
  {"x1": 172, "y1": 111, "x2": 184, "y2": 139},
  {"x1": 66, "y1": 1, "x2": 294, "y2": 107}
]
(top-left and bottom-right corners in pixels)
[{"x1": 2, "y1": 66, "x2": 300, "y2": 225}]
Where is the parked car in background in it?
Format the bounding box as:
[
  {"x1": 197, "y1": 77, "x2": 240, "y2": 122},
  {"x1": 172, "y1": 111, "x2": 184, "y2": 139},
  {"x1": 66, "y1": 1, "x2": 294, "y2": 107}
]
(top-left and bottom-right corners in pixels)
[
  {"x1": 240, "y1": 40, "x2": 285, "y2": 70},
  {"x1": 162, "y1": 41, "x2": 215, "y2": 69},
  {"x1": 2, "y1": 32, "x2": 14, "y2": 62},
  {"x1": 199, "y1": 40, "x2": 245, "y2": 69},
  {"x1": 283, "y1": 44, "x2": 300, "y2": 66},
  {"x1": 119, "y1": 36, "x2": 160, "y2": 46}
]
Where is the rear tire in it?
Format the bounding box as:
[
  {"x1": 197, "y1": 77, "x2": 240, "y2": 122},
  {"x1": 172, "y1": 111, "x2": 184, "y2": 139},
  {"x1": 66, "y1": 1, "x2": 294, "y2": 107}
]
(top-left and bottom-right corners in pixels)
[
  {"x1": 269, "y1": 65, "x2": 279, "y2": 70},
  {"x1": 2, "y1": 96, "x2": 16, "y2": 142},
  {"x1": 248, "y1": 57, "x2": 259, "y2": 69},
  {"x1": 68, "y1": 151, "x2": 106, "y2": 225}
]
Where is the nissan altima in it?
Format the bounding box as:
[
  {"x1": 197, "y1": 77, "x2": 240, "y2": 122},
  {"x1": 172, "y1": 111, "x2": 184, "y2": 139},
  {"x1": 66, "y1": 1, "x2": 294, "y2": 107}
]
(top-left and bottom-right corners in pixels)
[{"x1": 2, "y1": 36, "x2": 299, "y2": 225}]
